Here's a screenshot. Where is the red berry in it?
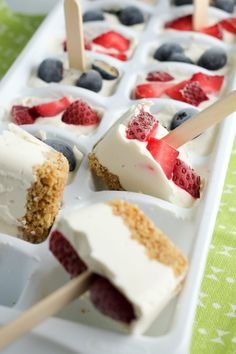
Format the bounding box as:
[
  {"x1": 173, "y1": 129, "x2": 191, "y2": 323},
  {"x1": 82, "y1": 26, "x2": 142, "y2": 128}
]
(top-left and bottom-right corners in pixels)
[
  {"x1": 49, "y1": 230, "x2": 87, "y2": 277},
  {"x1": 11, "y1": 105, "x2": 35, "y2": 125},
  {"x1": 30, "y1": 97, "x2": 71, "y2": 118},
  {"x1": 146, "y1": 138, "x2": 179, "y2": 179},
  {"x1": 219, "y1": 18, "x2": 236, "y2": 34},
  {"x1": 90, "y1": 276, "x2": 136, "y2": 324},
  {"x1": 126, "y1": 108, "x2": 158, "y2": 142},
  {"x1": 191, "y1": 73, "x2": 224, "y2": 94},
  {"x1": 62, "y1": 100, "x2": 100, "y2": 126},
  {"x1": 172, "y1": 159, "x2": 201, "y2": 198},
  {"x1": 200, "y1": 24, "x2": 223, "y2": 40},
  {"x1": 165, "y1": 15, "x2": 193, "y2": 31},
  {"x1": 165, "y1": 80, "x2": 209, "y2": 106},
  {"x1": 146, "y1": 71, "x2": 174, "y2": 82},
  {"x1": 134, "y1": 82, "x2": 174, "y2": 99},
  {"x1": 93, "y1": 31, "x2": 130, "y2": 52}
]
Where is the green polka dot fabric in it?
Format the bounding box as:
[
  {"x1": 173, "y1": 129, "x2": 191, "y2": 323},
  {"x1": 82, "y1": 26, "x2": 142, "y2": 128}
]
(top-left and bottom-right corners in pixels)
[
  {"x1": 191, "y1": 142, "x2": 236, "y2": 354},
  {"x1": 0, "y1": 1, "x2": 235, "y2": 353}
]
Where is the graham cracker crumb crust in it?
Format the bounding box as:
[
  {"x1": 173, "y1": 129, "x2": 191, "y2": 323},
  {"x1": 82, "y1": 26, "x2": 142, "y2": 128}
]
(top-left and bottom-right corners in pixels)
[
  {"x1": 108, "y1": 200, "x2": 188, "y2": 277},
  {"x1": 88, "y1": 153, "x2": 124, "y2": 191},
  {"x1": 19, "y1": 151, "x2": 69, "y2": 243}
]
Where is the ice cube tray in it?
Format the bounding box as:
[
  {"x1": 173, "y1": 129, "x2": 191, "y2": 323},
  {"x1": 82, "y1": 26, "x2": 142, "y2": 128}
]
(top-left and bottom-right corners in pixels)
[{"x1": 0, "y1": 0, "x2": 235, "y2": 353}]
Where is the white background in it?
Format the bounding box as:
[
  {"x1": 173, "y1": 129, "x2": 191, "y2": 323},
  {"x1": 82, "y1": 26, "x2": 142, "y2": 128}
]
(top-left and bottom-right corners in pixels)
[{"x1": 5, "y1": 0, "x2": 59, "y2": 14}]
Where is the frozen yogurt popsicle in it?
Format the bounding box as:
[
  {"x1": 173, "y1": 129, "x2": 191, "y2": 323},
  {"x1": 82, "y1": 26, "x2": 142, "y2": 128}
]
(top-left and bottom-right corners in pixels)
[
  {"x1": 152, "y1": 42, "x2": 228, "y2": 72},
  {"x1": 7, "y1": 95, "x2": 102, "y2": 137},
  {"x1": 89, "y1": 102, "x2": 202, "y2": 208},
  {"x1": 49, "y1": 199, "x2": 188, "y2": 334},
  {"x1": 133, "y1": 70, "x2": 224, "y2": 108},
  {"x1": 164, "y1": 14, "x2": 236, "y2": 44},
  {"x1": 31, "y1": 56, "x2": 120, "y2": 96},
  {"x1": 0, "y1": 124, "x2": 69, "y2": 243},
  {"x1": 83, "y1": 5, "x2": 147, "y2": 31}
]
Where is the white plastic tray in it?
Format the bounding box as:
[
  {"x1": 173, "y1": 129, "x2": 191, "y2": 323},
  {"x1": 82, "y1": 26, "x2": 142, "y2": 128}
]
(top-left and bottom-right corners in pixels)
[{"x1": 0, "y1": 0, "x2": 236, "y2": 353}]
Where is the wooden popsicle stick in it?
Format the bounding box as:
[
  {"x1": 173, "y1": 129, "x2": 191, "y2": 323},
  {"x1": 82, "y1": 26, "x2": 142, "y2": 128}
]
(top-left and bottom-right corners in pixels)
[
  {"x1": 193, "y1": 0, "x2": 209, "y2": 31},
  {"x1": 0, "y1": 271, "x2": 94, "y2": 351},
  {"x1": 64, "y1": 0, "x2": 86, "y2": 71},
  {"x1": 163, "y1": 91, "x2": 236, "y2": 149}
]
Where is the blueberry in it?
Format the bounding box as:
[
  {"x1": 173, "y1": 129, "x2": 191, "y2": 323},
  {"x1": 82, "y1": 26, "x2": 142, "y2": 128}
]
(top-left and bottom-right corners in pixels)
[
  {"x1": 214, "y1": 0, "x2": 234, "y2": 13},
  {"x1": 44, "y1": 139, "x2": 76, "y2": 172},
  {"x1": 76, "y1": 70, "x2": 103, "y2": 92},
  {"x1": 83, "y1": 10, "x2": 105, "y2": 22},
  {"x1": 168, "y1": 52, "x2": 193, "y2": 64},
  {"x1": 153, "y1": 43, "x2": 184, "y2": 61},
  {"x1": 118, "y1": 6, "x2": 144, "y2": 26},
  {"x1": 170, "y1": 108, "x2": 198, "y2": 130},
  {"x1": 92, "y1": 60, "x2": 119, "y2": 80},
  {"x1": 37, "y1": 59, "x2": 63, "y2": 83},
  {"x1": 174, "y1": 0, "x2": 192, "y2": 5},
  {"x1": 198, "y1": 47, "x2": 227, "y2": 71}
]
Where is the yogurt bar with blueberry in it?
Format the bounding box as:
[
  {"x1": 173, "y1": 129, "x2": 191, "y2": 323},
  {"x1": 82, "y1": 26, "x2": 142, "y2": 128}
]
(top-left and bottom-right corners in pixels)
[
  {"x1": 83, "y1": 5, "x2": 147, "y2": 31},
  {"x1": 30, "y1": 56, "x2": 121, "y2": 96},
  {"x1": 151, "y1": 41, "x2": 229, "y2": 74},
  {"x1": 173, "y1": 0, "x2": 235, "y2": 14}
]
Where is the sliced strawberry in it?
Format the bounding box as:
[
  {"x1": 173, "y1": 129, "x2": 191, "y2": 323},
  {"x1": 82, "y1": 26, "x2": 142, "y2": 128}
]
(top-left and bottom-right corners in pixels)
[
  {"x1": 200, "y1": 24, "x2": 223, "y2": 40},
  {"x1": 93, "y1": 31, "x2": 130, "y2": 52},
  {"x1": 219, "y1": 18, "x2": 236, "y2": 34},
  {"x1": 191, "y1": 73, "x2": 224, "y2": 94},
  {"x1": 30, "y1": 97, "x2": 71, "y2": 118},
  {"x1": 90, "y1": 276, "x2": 136, "y2": 324},
  {"x1": 11, "y1": 105, "x2": 35, "y2": 125},
  {"x1": 62, "y1": 100, "x2": 100, "y2": 126},
  {"x1": 165, "y1": 80, "x2": 209, "y2": 106},
  {"x1": 165, "y1": 15, "x2": 193, "y2": 31},
  {"x1": 126, "y1": 109, "x2": 158, "y2": 142},
  {"x1": 49, "y1": 230, "x2": 87, "y2": 277},
  {"x1": 146, "y1": 138, "x2": 179, "y2": 179},
  {"x1": 146, "y1": 71, "x2": 174, "y2": 82},
  {"x1": 172, "y1": 159, "x2": 201, "y2": 198},
  {"x1": 134, "y1": 82, "x2": 174, "y2": 99},
  {"x1": 63, "y1": 39, "x2": 91, "y2": 52}
]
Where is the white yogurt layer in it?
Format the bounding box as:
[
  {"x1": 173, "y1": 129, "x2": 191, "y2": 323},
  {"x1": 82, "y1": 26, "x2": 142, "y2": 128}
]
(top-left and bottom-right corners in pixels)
[
  {"x1": 56, "y1": 202, "x2": 185, "y2": 334},
  {"x1": 29, "y1": 55, "x2": 120, "y2": 97},
  {"x1": 0, "y1": 124, "x2": 51, "y2": 235},
  {"x1": 4, "y1": 96, "x2": 102, "y2": 137},
  {"x1": 93, "y1": 102, "x2": 203, "y2": 208}
]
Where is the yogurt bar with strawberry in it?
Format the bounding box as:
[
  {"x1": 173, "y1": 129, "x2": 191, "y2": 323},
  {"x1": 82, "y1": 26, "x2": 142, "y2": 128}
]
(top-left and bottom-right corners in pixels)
[
  {"x1": 83, "y1": 5, "x2": 147, "y2": 31},
  {"x1": 133, "y1": 70, "x2": 224, "y2": 108},
  {"x1": 163, "y1": 13, "x2": 236, "y2": 44},
  {"x1": 89, "y1": 102, "x2": 202, "y2": 208},
  {"x1": 4, "y1": 96, "x2": 102, "y2": 137},
  {"x1": 83, "y1": 27, "x2": 135, "y2": 62},
  {"x1": 49, "y1": 199, "x2": 188, "y2": 333}
]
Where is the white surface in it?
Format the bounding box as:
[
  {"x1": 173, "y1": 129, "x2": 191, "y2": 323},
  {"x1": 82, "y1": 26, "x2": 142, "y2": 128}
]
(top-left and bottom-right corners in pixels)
[
  {"x1": 5, "y1": 0, "x2": 59, "y2": 14},
  {"x1": 0, "y1": 0, "x2": 235, "y2": 353}
]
